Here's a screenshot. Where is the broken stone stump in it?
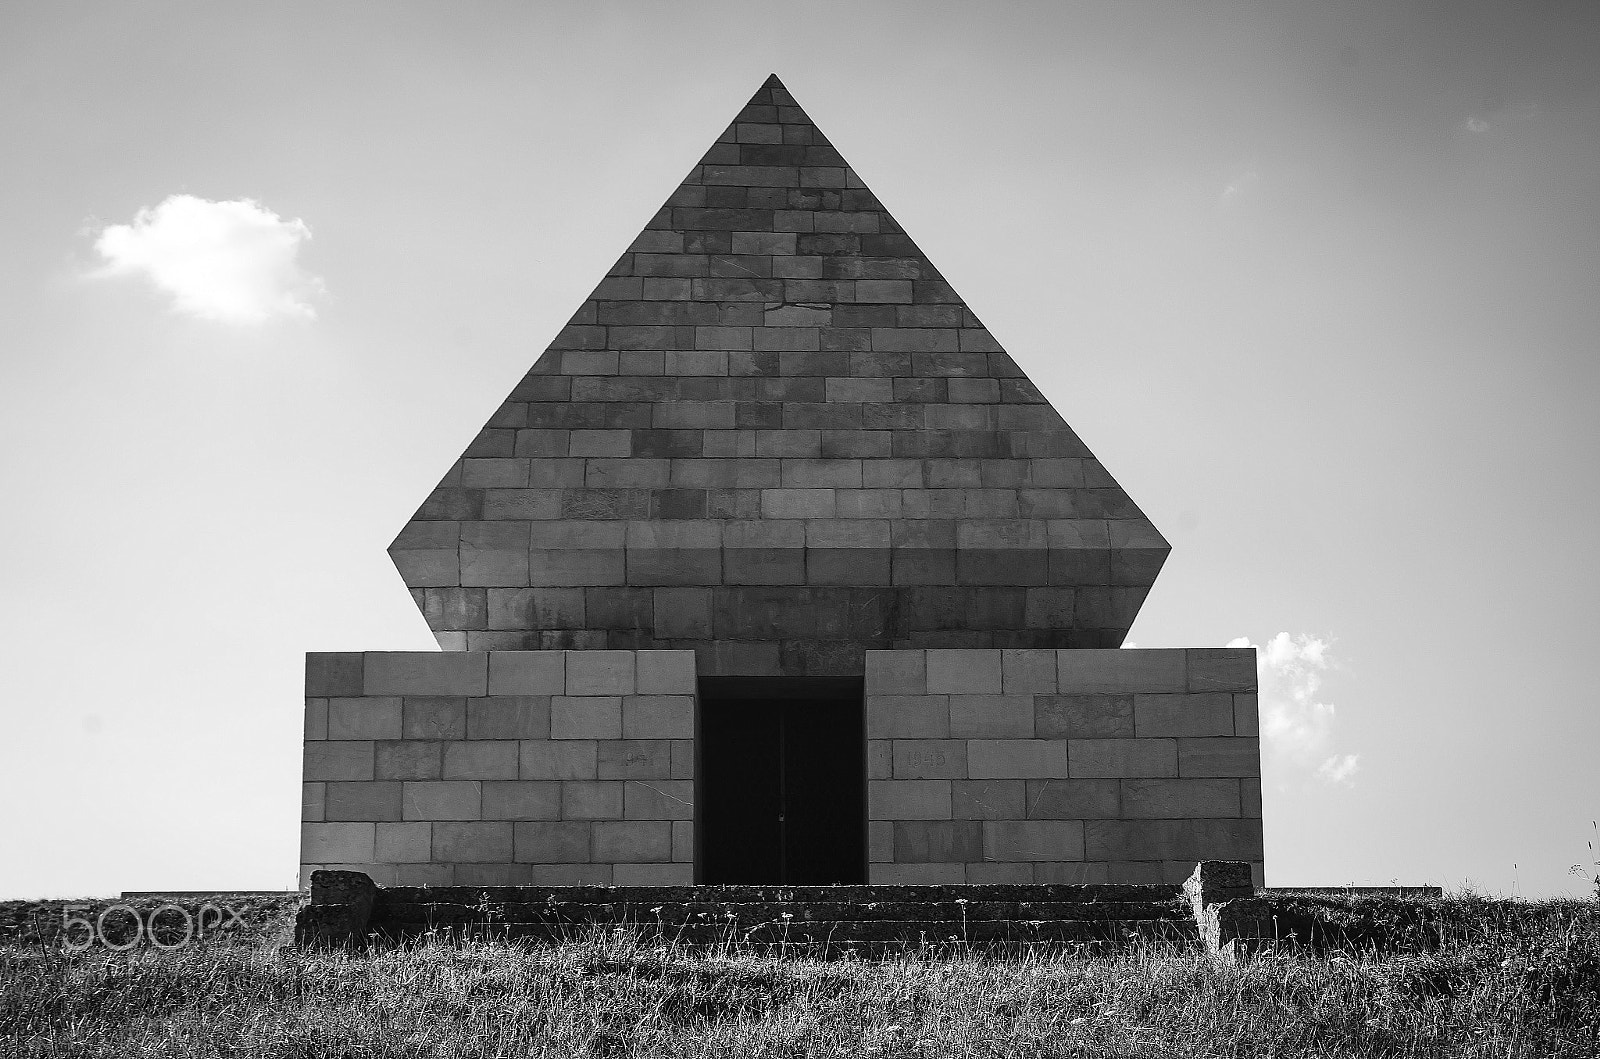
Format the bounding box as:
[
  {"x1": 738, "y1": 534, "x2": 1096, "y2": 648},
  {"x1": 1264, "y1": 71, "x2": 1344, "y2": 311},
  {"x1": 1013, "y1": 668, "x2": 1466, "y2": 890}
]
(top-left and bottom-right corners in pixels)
[{"x1": 293, "y1": 869, "x2": 376, "y2": 949}]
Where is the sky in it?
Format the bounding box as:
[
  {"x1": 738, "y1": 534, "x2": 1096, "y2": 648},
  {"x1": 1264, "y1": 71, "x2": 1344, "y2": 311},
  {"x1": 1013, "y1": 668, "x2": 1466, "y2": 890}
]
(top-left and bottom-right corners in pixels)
[{"x1": 1, "y1": 0, "x2": 1596, "y2": 899}]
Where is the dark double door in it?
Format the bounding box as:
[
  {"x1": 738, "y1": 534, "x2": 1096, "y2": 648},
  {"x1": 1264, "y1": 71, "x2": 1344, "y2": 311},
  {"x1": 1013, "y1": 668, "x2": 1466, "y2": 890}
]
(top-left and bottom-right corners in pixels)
[{"x1": 698, "y1": 684, "x2": 865, "y2": 885}]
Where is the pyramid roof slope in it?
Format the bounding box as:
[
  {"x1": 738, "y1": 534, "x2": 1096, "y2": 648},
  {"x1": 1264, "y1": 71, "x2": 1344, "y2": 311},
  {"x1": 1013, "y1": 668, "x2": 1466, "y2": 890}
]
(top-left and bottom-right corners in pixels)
[{"x1": 390, "y1": 75, "x2": 1168, "y2": 676}]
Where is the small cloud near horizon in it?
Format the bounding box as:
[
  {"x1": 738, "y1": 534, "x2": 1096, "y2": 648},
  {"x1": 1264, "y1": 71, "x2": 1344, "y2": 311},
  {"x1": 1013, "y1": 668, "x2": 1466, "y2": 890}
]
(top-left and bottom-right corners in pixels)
[
  {"x1": 91, "y1": 195, "x2": 324, "y2": 324},
  {"x1": 1227, "y1": 632, "x2": 1361, "y2": 787}
]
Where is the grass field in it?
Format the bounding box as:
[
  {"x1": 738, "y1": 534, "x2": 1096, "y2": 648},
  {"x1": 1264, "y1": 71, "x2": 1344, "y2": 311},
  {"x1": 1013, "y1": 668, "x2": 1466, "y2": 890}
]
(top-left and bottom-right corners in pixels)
[{"x1": 2, "y1": 892, "x2": 1597, "y2": 1057}]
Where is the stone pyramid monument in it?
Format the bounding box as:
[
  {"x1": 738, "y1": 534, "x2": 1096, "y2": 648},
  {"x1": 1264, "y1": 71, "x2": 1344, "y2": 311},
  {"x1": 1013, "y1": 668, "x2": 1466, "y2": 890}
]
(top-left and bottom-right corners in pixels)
[
  {"x1": 302, "y1": 76, "x2": 1260, "y2": 890},
  {"x1": 388, "y1": 74, "x2": 1170, "y2": 677}
]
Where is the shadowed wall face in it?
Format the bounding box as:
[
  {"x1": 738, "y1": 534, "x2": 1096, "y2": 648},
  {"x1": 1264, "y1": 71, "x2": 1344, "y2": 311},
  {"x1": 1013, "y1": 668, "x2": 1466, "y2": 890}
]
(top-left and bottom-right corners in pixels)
[{"x1": 388, "y1": 75, "x2": 1168, "y2": 677}]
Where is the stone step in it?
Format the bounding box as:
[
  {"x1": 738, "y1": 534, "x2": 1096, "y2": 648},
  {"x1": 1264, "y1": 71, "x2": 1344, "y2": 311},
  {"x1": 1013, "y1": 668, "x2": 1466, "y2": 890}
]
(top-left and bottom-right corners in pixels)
[
  {"x1": 372, "y1": 899, "x2": 1188, "y2": 927},
  {"x1": 374, "y1": 883, "x2": 1179, "y2": 907}
]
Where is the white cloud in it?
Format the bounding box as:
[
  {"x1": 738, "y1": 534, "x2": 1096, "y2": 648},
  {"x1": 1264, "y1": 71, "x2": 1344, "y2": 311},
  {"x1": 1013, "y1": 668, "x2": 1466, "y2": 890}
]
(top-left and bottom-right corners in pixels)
[
  {"x1": 92, "y1": 195, "x2": 324, "y2": 324},
  {"x1": 1227, "y1": 632, "x2": 1361, "y2": 787}
]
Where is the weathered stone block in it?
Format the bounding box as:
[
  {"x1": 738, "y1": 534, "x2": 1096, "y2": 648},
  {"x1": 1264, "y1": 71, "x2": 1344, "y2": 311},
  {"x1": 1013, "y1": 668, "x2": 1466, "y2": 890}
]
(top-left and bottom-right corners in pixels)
[
  {"x1": 892, "y1": 739, "x2": 967, "y2": 779},
  {"x1": 926, "y1": 649, "x2": 1002, "y2": 694},
  {"x1": 304, "y1": 742, "x2": 375, "y2": 782},
  {"x1": 1068, "y1": 738, "x2": 1178, "y2": 778},
  {"x1": 635, "y1": 651, "x2": 697, "y2": 694},
  {"x1": 672, "y1": 820, "x2": 695, "y2": 862},
  {"x1": 1056, "y1": 649, "x2": 1185, "y2": 694},
  {"x1": 467, "y1": 696, "x2": 551, "y2": 739},
  {"x1": 966, "y1": 862, "x2": 1035, "y2": 884},
  {"x1": 865, "y1": 695, "x2": 948, "y2": 738},
  {"x1": 1084, "y1": 819, "x2": 1263, "y2": 862},
  {"x1": 566, "y1": 651, "x2": 637, "y2": 695},
  {"x1": 951, "y1": 779, "x2": 1025, "y2": 819},
  {"x1": 1186, "y1": 648, "x2": 1257, "y2": 692},
  {"x1": 402, "y1": 697, "x2": 467, "y2": 740},
  {"x1": 513, "y1": 822, "x2": 590, "y2": 863},
  {"x1": 481, "y1": 781, "x2": 561, "y2": 820},
  {"x1": 1001, "y1": 650, "x2": 1057, "y2": 694},
  {"x1": 1121, "y1": 778, "x2": 1240, "y2": 818},
  {"x1": 867, "y1": 779, "x2": 951, "y2": 820},
  {"x1": 550, "y1": 696, "x2": 622, "y2": 739},
  {"x1": 967, "y1": 739, "x2": 1071, "y2": 779},
  {"x1": 488, "y1": 652, "x2": 565, "y2": 695},
  {"x1": 1133, "y1": 693, "x2": 1235, "y2": 738},
  {"x1": 1177, "y1": 737, "x2": 1261, "y2": 778},
  {"x1": 893, "y1": 820, "x2": 981, "y2": 862},
  {"x1": 870, "y1": 863, "x2": 965, "y2": 884},
  {"x1": 1035, "y1": 862, "x2": 1111, "y2": 884},
  {"x1": 865, "y1": 650, "x2": 926, "y2": 694},
  {"x1": 598, "y1": 740, "x2": 672, "y2": 779},
  {"x1": 1035, "y1": 694, "x2": 1134, "y2": 738},
  {"x1": 535, "y1": 767, "x2": 619, "y2": 817},
  {"x1": 327, "y1": 698, "x2": 402, "y2": 741},
  {"x1": 949, "y1": 694, "x2": 1034, "y2": 738},
  {"x1": 621, "y1": 695, "x2": 694, "y2": 738},
  {"x1": 624, "y1": 780, "x2": 695, "y2": 820},
  {"x1": 519, "y1": 739, "x2": 598, "y2": 779},
  {"x1": 1233, "y1": 693, "x2": 1259, "y2": 737},
  {"x1": 302, "y1": 823, "x2": 376, "y2": 863},
  {"x1": 593, "y1": 821, "x2": 672, "y2": 862},
  {"x1": 432, "y1": 822, "x2": 513, "y2": 863},
  {"x1": 302, "y1": 782, "x2": 325, "y2": 822},
  {"x1": 401, "y1": 781, "x2": 481, "y2": 820},
  {"x1": 304, "y1": 699, "x2": 328, "y2": 741},
  {"x1": 983, "y1": 820, "x2": 1085, "y2": 862},
  {"x1": 325, "y1": 782, "x2": 402, "y2": 821},
  {"x1": 442, "y1": 741, "x2": 520, "y2": 780},
  {"x1": 375, "y1": 822, "x2": 432, "y2": 863},
  {"x1": 306, "y1": 653, "x2": 364, "y2": 696},
  {"x1": 364, "y1": 653, "x2": 487, "y2": 696},
  {"x1": 1024, "y1": 778, "x2": 1120, "y2": 819}
]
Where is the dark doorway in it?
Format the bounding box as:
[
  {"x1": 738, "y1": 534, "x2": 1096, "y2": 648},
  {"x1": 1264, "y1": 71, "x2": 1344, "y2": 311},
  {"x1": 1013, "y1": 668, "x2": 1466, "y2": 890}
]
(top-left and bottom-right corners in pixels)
[{"x1": 697, "y1": 677, "x2": 865, "y2": 885}]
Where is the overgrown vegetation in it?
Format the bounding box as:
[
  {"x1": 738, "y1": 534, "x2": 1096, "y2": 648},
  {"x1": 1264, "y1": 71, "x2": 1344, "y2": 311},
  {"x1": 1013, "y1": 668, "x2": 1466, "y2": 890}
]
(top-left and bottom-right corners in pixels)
[{"x1": 2, "y1": 893, "x2": 1597, "y2": 1057}]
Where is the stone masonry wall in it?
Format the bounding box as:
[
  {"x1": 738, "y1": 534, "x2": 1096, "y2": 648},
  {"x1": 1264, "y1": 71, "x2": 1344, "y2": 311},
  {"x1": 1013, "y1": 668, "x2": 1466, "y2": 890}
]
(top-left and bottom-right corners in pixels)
[
  {"x1": 301, "y1": 650, "x2": 697, "y2": 887},
  {"x1": 865, "y1": 648, "x2": 1262, "y2": 886}
]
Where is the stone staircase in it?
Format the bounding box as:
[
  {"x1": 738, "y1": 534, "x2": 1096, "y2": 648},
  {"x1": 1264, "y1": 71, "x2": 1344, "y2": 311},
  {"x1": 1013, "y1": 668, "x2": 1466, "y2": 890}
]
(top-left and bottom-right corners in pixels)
[{"x1": 360, "y1": 880, "x2": 1196, "y2": 954}]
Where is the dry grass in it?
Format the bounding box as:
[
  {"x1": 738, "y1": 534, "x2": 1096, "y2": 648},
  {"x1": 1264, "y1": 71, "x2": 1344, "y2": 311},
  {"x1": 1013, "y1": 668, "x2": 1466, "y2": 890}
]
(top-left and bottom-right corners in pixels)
[{"x1": 1, "y1": 894, "x2": 1596, "y2": 1057}]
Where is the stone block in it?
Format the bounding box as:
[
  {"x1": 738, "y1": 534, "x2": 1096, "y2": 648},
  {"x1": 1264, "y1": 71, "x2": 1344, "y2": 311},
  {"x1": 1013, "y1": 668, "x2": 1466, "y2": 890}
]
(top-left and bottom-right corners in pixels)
[
  {"x1": 624, "y1": 780, "x2": 695, "y2": 820},
  {"x1": 636, "y1": 651, "x2": 697, "y2": 694},
  {"x1": 983, "y1": 820, "x2": 1085, "y2": 862},
  {"x1": 1241, "y1": 778, "x2": 1262, "y2": 818},
  {"x1": 598, "y1": 740, "x2": 672, "y2": 779},
  {"x1": 442, "y1": 741, "x2": 520, "y2": 780},
  {"x1": 488, "y1": 652, "x2": 565, "y2": 695},
  {"x1": 431, "y1": 822, "x2": 513, "y2": 863},
  {"x1": 375, "y1": 822, "x2": 432, "y2": 862},
  {"x1": 613, "y1": 863, "x2": 694, "y2": 885},
  {"x1": 304, "y1": 699, "x2": 328, "y2": 740},
  {"x1": 949, "y1": 694, "x2": 1034, "y2": 738},
  {"x1": 325, "y1": 781, "x2": 402, "y2": 821},
  {"x1": 327, "y1": 698, "x2": 402, "y2": 740},
  {"x1": 892, "y1": 739, "x2": 967, "y2": 779},
  {"x1": 865, "y1": 695, "x2": 948, "y2": 738},
  {"x1": 1084, "y1": 819, "x2": 1263, "y2": 862},
  {"x1": 520, "y1": 739, "x2": 598, "y2": 779},
  {"x1": 1133, "y1": 693, "x2": 1235, "y2": 738},
  {"x1": 1035, "y1": 694, "x2": 1133, "y2": 738},
  {"x1": 481, "y1": 780, "x2": 561, "y2": 820},
  {"x1": 1187, "y1": 648, "x2": 1257, "y2": 692},
  {"x1": 865, "y1": 740, "x2": 892, "y2": 779},
  {"x1": 867, "y1": 779, "x2": 951, "y2": 820},
  {"x1": 301, "y1": 823, "x2": 375, "y2": 863},
  {"x1": 401, "y1": 781, "x2": 481, "y2": 820},
  {"x1": 672, "y1": 821, "x2": 694, "y2": 862},
  {"x1": 869, "y1": 821, "x2": 893, "y2": 862},
  {"x1": 306, "y1": 653, "x2": 364, "y2": 697},
  {"x1": 593, "y1": 821, "x2": 672, "y2": 862},
  {"x1": 622, "y1": 695, "x2": 695, "y2": 738},
  {"x1": 806, "y1": 548, "x2": 890, "y2": 586},
  {"x1": 566, "y1": 652, "x2": 636, "y2": 695},
  {"x1": 865, "y1": 650, "x2": 926, "y2": 694},
  {"x1": 653, "y1": 588, "x2": 713, "y2": 638},
  {"x1": 1121, "y1": 778, "x2": 1241, "y2": 818},
  {"x1": 966, "y1": 862, "x2": 1034, "y2": 884},
  {"x1": 302, "y1": 782, "x2": 325, "y2": 822},
  {"x1": 1177, "y1": 737, "x2": 1261, "y2": 778},
  {"x1": 455, "y1": 864, "x2": 533, "y2": 885},
  {"x1": 869, "y1": 863, "x2": 965, "y2": 884},
  {"x1": 467, "y1": 696, "x2": 550, "y2": 739},
  {"x1": 364, "y1": 653, "x2": 487, "y2": 696},
  {"x1": 393, "y1": 864, "x2": 454, "y2": 886},
  {"x1": 1024, "y1": 778, "x2": 1120, "y2": 818},
  {"x1": 671, "y1": 740, "x2": 695, "y2": 779},
  {"x1": 1233, "y1": 693, "x2": 1259, "y2": 737},
  {"x1": 893, "y1": 821, "x2": 982, "y2": 862},
  {"x1": 1002, "y1": 650, "x2": 1057, "y2": 694},
  {"x1": 1056, "y1": 649, "x2": 1185, "y2": 694},
  {"x1": 967, "y1": 739, "x2": 1072, "y2": 779},
  {"x1": 1035, "y1": 862, "x2": 1111, "y2": 884},
  {"x1": 1068, "y1": 738, "x2": 1178, "y2": 778},
  {"x1": 513, "y1": 822, "x2": 591, "y2": 863},
  {"x1": 926, "y1": 649, "x2": 1002, "y2": 693},
  {"x1": 402, "y1": 697, "x2": 467, "y2": 740},
  {"x1": 550, "y1": 696, "x2": 622, "y2": 739},
  {"x1": 561, "y1": 780, "x2": 625, "y2": 819},
  {"x1": 951, "y1": 779, "x2": 1025, "y2": 819},
  {"x1": 304, "y1": 742, "x2": 375, "y2": 782},
  {"x1": 527, "y1": 863, "x2": 612, "y2": 883},
  {"x1": 761, "y1": 488, "x2": 835, "y2": 518}
]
